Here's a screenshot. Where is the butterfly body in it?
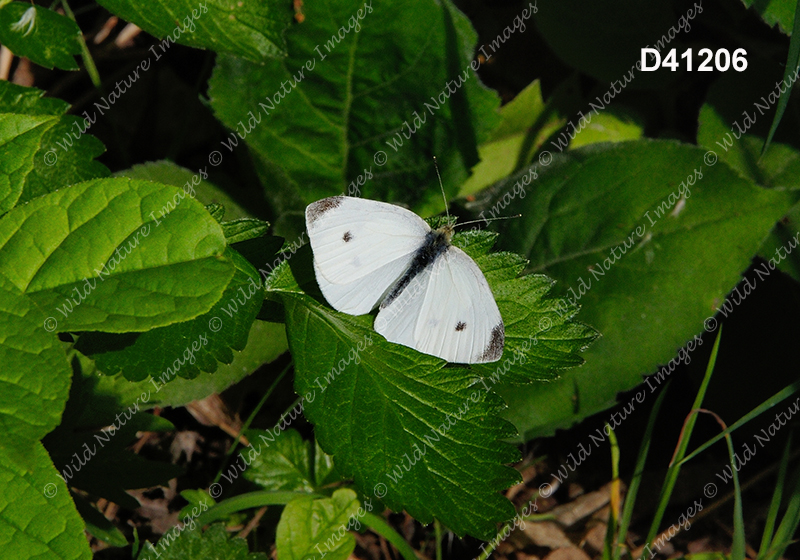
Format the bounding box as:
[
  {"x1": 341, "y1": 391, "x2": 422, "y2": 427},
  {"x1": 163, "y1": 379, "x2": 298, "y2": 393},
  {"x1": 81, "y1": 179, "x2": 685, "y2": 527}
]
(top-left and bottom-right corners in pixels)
[{"x1": 305, "y1": 196, "x2": 504, "y2": 363}]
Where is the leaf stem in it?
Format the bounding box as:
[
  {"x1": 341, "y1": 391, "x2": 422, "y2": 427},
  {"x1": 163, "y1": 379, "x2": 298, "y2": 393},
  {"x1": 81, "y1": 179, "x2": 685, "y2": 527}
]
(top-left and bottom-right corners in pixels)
[{"x1": 60, "y1": 0, "x2": 101, "y2": 87}]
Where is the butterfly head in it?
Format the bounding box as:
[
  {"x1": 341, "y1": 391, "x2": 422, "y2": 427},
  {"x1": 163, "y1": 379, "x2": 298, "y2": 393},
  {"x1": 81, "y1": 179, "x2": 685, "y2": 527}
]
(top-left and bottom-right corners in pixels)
[{"x1": 435, "y1": 222, "x2": 455, "y2": 244}]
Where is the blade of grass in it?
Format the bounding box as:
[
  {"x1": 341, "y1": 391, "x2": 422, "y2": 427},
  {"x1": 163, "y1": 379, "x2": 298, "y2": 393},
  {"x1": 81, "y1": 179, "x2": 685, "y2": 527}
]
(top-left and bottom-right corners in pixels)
[
  {"x1": 762, "y1": 0, "x2": 800, "y2": 155},
  {"x1": 362, "y1": 512, "x2": 420, "y2": 560},
  {"x1": 679, "y1": 380, "x2": 800, "y2": 467},
  {"x1": 763, "y1": 458, "x2": 800, "y2": 560},
  {"x1": 213, "y1": 361, "x2": 293, "y2": 484},
  {"x1": 603, "y1": 423, "x2": 620, "y2": 560},
  {"x1": 639, "y1": 329, "x2": 723, "y2": 560},
  {"x1": 196, "y1": 491, "x2": 322, "y2": 526},
  {"x1": 614, "y1": 382, "x2": 671, "y2": 560},
  {"x1": 697, "y1": 409, "x2": 746, "y2": 560},
  {"x1": 758, "y1": 432, "x2": 793, "y2": 558}
]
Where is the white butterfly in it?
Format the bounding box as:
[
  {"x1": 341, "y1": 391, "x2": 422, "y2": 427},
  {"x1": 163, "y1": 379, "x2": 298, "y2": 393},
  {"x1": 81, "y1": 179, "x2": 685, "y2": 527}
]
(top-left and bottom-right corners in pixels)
[{"x1": 305, "y1": 196, "x2": 504, "y2": 363}]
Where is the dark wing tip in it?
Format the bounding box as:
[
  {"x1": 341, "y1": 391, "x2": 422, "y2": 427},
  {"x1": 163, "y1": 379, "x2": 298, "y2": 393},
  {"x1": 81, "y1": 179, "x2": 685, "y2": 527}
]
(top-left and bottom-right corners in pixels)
[
  {"x1": 306, "y1": 196, "x2": 344, "y2": 226},
  {"x1": 479, "y1": 322, "x2": 505, "y2": 362}
]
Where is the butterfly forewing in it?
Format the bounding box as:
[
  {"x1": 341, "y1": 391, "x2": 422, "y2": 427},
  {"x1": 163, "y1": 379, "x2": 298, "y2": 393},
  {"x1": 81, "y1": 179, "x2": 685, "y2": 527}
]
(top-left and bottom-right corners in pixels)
[{"x1": 306, "y1": 196, "x2": 431, "y2": 315}]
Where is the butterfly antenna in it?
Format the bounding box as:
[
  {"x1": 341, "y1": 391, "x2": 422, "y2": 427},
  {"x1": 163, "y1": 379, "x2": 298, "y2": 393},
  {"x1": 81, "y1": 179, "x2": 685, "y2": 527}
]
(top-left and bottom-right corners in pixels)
[
  {"x1": 433, "y1": 156, "x2": 450, "y2": 222},
  {"x1": 456, "y1": 214, "x2": 523, "y2": 228}
]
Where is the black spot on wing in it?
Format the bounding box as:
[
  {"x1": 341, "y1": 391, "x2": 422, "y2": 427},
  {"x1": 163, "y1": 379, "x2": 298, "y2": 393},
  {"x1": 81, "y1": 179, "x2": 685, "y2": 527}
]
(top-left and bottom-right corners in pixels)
[
  {"x1": 455, "y1": 321, "x2": 466, "y2": 331},
  {"x1": 343, "y1": 231, "x2": 352, "y2": 242},
  {"x1": 306, "y1": 196, "x2": 344, "y2": 225},
  {"x1": 479, "y1": 322, "x2": 504, "y2": 362}
]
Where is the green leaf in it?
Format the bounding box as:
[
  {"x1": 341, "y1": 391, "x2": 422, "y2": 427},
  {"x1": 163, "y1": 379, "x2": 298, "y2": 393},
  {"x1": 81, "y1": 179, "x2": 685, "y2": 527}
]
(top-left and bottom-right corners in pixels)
[
  {"x1": 696, "y1": 73, "x2": 800, "y2": 281},
  {"x1": 72, "y1": 493, "x2": 128, "y2": 547},
  {"x1": 458, "y1": 80, "x2": 553, "y2": 197},
  {"x1": 697, "y1": 101, "x2": 800, "y2": 191},
  {"x1": 222, "y1": 219, "x2": 270, "y2": 244},
  {"x1": 0, "y1": 3, "x2": 81, "y2": 70},
  {"x1": 94, "y1": 0, "x2": 289, "y2": 62},
  {"x1": 455, "y1": 230, "x2": 598, "y2": 385},
  {"x1": 0, "y1": 82, "x2": 109, "y2": 207},
  {"x1": 116, "y1": 160, "x2": 251, "y2": 220},
  {"x1": 0, "y1": 177, "x2": 234, "y2": 333},
  {"x1": 243, "y1": 429, "x2": 336, "y2": 493},
  {"x1": 268, "y1": 245, "x2": 521, "y2": 539},
  {"x1": 568, "y1": 109, "x2": 643, "y2": 150},
  {"x1": 0, "y1": 441, "x2": 92, "y2": 560},
  {"x1": 42, "y1": 372, "x2": 182, "y2": 509},
  {"x1": 0, "y1": 276, "x2": 71, "y2": 471},
  {"x1": 762, "y1": 0, "x2": 800, "y2": 151},
  {"x1": 76, "y1": 248, "x2": 263, "y2": 382},
  {"x1": 740, "y1": 0, "x2": 797, "y2": 35},
  {"x1": 208, "y1": 0, "x2": 501, "y2": 224},
  {"x1": 143, "y1": 523, "x2": 266, "y2": 560},
  {"x1": 69, "y1": 319, "x2": 288, "y2": 419},
  {"x1": 177, "y1": 489, "x2": 217, "y2": 521},
  {"x1": 492, "y1": 140, "x2": 794, "y2": 438},
  {"x1": 276, "y1": 488, "x2": 360, "y2": 560}
]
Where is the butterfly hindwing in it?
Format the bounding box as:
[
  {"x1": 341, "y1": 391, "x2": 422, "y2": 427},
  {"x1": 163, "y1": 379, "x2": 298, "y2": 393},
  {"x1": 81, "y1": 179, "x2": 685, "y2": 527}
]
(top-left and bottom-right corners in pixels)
[
  {"x1": 306, "y1": 196, "x2": 431, "y2": 315},
  {"x1": 375, "y1": 245, "x2": 504, "y2": 363}
]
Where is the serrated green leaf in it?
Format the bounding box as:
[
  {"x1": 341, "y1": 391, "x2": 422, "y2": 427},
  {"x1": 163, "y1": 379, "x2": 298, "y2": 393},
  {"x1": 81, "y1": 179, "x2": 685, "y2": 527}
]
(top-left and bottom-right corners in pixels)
[
  {"x1": 741, "y1": 0, "x2": 797, "y2": 34},
  {"x1": 0, "y1": 3, "x2": 81, "y2": 70},
  {"x1": 453, "y1": 230, "x2": 598, "y2": 385},
  {"x1": 268, "y1": 245, "x2": 520, "y2": 539},
  {"x1": 243, "y1": 429, "x2": 314, "y2": 492},
  {"x1": 0, "y1": 177, "x2": 234, "y2": 333},
  {"x1": 276, "y1": 489, "x2": 360, "y2": 560},
  {"x1": 0, "y1": 82, "x2": 109, "y2": 206},
  {"x1": 208, "y1": 0, "x2": 501, "y2": 225},
  {"x1": 68, "y1": 319, "x2": 288, "y2": 420},
  {"x1": 76, "y1": 248, "x2": 263, "y2": 382},
  {"x1": 143, "y1": 523, "x2": 266, "y2": 560},
  {"x1": 222, "y1": 219, "x2": 270, "y2": 244},
  {"x1": 0, "y1": 442, "x2": 92, "y2": 560},
  {"x1": 0, "y1": 113, "x2": 57, "y2": 213},
  {"x1": 95, "y1": 0, "x2": 289, "y2": 62},
  {"x1": 0, "y1": 276, "x2": 71, "y2": 471},
  {"x1": 243, "y1": 429, "x2": 337, "y2": 493},
  {"x1": 492, "y1": 140, "x2": 795, "y2": 439}
]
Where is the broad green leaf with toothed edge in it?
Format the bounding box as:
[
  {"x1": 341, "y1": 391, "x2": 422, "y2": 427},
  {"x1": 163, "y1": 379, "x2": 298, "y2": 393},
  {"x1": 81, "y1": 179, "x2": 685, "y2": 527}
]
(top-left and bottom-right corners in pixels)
[
  {"x1": 492, "y1": 139, "x2": 795, "y2": 439},
  {"x1": 0, "y1": 82, "x2": 109, "y2": 208},
  {"x1": 243, "y1": 429, "x2": 338, "y2": 492},
  {"x1": 94, "y1": 0, "x2": 290, "y2": 62},
  {"x1": 276, "y1": 489, "x2": 360, "y2": 560},
  {"x1": 144, "y1": 523, "x2": 267, "y2": 560},
  {"x1": 265, "y1": 225, "x2": 594, "y2": 538},
  {"x1": 76, "y1": 248, "x2": 264, "y2": 382},
  {"x1": 209, "y1": 0, "x2": 501, "y2": 232},
  {"x1": 0, "y1": 177, "x2": 234, "y2": 333}
]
